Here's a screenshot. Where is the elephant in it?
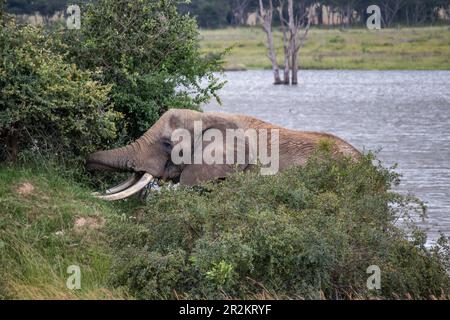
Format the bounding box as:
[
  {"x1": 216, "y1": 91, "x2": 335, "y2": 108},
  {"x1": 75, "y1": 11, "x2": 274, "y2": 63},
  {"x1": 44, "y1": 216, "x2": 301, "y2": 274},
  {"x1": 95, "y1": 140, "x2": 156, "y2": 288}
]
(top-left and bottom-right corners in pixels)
[{"x1": 86, "y1": 109, "x2": 360, "y2": 200}]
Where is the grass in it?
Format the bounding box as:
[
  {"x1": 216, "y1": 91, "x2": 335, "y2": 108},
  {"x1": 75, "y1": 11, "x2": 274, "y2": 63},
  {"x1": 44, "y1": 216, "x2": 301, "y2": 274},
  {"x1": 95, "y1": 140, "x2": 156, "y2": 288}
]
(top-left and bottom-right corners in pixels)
[
  {"x1": 200, "y1": 26, "x2": 450, "y2": 70},
  {"x1": 0, "y1": 165, "x2": 129, "y2": 299}
]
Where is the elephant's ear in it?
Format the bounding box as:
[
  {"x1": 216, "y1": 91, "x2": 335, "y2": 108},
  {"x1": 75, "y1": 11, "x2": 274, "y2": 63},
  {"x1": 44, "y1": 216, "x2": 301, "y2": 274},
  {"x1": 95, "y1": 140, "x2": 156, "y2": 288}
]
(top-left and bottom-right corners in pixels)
[{"x1": 180, "y1": 113, "x2": 250, "y2": 186}]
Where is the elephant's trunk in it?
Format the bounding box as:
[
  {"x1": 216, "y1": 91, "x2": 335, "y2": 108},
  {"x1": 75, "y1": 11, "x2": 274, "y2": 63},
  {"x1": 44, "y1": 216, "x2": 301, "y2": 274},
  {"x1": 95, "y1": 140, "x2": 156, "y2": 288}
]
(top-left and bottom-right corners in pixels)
[
  {"x1": 86, "y1": 144, "x2": 135, "y2": 172},
  {"x1": 86, "y1": 126, "x2": 161, "y2": 201}
]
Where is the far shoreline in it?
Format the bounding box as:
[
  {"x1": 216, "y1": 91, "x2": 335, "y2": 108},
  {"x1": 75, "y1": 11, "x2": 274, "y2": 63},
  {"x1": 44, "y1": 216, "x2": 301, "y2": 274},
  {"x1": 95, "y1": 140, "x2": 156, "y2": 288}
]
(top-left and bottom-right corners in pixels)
[{"x1": 202, "y1": 26, "x2": 450, "y2": 71}]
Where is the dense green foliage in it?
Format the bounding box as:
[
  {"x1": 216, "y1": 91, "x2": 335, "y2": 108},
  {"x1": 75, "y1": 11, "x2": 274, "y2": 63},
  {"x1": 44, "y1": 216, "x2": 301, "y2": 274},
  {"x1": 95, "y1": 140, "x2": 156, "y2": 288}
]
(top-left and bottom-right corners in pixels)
[
  {"x1": 107, "y1": 150, "x2": 450, "y2": 299},
  {"x1": 1, "y1": 0, "x2": 223, "y2": 160},
  {"x1": 0, "y1": 19, "x2": 119, "y2": 162},
  {"x1": 61, "y1": 0, "x2": 224, "y2": 140}
]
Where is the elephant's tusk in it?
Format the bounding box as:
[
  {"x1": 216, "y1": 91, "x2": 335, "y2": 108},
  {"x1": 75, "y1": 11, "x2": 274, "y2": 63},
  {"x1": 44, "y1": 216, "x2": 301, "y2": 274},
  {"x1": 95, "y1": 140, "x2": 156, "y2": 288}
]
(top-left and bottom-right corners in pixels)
[
  {"x1": 90, "y1": 174, "x2": 140, "y2": 197},
  {"x1": 105, "y1": 173, "x2": 142, "y2": 195},
  {"x1": 94, "y1": 173, "x2": 154, "y2": 201}
]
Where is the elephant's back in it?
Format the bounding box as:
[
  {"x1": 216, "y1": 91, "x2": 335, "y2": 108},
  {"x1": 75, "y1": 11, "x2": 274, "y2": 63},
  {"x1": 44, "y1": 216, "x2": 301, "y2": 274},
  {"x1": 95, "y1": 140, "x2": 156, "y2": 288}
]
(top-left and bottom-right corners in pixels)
[
  {"x1": 234, "y1": 114, "x2": 361, "y2": 160},
  {"x1": 295, "y1": 131, "x2": 361, "y2": 160}
]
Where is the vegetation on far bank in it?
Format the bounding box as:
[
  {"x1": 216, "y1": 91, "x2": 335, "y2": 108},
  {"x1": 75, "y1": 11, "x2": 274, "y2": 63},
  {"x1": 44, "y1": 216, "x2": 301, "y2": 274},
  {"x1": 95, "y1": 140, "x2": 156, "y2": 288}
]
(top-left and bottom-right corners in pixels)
[
  {"x1": 1, "y1": 150, "x2": 450, "y2": 300},
  {"x1": 200, "y1": 26, "x2": 450, "y2": 70},
  {"x1": 5, "y1": 0, "x2": 450, "y2": 30}
]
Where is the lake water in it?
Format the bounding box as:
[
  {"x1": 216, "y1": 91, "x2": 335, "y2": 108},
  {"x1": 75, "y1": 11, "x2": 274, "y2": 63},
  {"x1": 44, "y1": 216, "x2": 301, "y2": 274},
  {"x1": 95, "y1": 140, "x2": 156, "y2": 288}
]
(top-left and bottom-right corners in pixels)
[{"x1": 204, "y1": 70, "x2": 450, "y2": 244}]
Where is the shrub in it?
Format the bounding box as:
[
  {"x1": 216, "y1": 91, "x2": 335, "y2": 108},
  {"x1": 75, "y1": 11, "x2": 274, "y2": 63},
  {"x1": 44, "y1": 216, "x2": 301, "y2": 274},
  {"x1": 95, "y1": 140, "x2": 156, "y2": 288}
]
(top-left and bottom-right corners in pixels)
[
  {"x1": 107, "y1": 150, "x2": 450, "y2": 299},
  {"x1": 0, "y1": 19, "x2": 120, "y2": 162},
  {"x1": 60, "y1": 0, "x2": 225, "y2": 141}
]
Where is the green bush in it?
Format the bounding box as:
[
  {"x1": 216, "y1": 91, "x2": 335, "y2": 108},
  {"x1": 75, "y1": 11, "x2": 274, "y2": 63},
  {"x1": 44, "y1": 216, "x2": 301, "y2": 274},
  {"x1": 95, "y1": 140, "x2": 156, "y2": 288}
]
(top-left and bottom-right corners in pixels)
[
  {"x1": 0, "y1": 19, "x2": 120, "y2": 162},
  {"x1": 61, "y1": 0, "x2": 224, "y2": 141},
  {"x1": 108, "y1": 150, "x2": 450, "y2": 299}
]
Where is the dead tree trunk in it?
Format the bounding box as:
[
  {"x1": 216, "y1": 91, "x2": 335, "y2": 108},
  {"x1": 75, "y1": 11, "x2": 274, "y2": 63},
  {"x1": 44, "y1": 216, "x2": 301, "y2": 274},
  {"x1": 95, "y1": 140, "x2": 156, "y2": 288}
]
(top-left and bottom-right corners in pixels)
[
  {"x1": 288, "y1": 0, "x2": 310, "y2": 85},
  {"x1": 278, "y1": 0, "x2": 290, "y2": 85},
  {"x1": 287, "y1": 0, "x2": 296, "y2": 84},
  {"x1": 259, "y1": 0, "x2": 282, "y2": 85}
]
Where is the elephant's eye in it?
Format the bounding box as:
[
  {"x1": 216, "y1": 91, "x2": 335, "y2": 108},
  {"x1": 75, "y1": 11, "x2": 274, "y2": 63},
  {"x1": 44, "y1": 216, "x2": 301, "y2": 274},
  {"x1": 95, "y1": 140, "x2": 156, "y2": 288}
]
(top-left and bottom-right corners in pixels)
[{"x1": 162, "y1": 140, "x2": 172, "y2": 152}]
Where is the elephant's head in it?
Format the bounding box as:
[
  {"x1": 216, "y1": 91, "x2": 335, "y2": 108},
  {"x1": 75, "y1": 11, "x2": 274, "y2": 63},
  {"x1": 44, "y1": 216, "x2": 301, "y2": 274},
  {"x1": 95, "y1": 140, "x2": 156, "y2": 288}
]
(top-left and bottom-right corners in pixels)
[{"x1": 86, "y1": 109, "x2": 249, "y2": 200}]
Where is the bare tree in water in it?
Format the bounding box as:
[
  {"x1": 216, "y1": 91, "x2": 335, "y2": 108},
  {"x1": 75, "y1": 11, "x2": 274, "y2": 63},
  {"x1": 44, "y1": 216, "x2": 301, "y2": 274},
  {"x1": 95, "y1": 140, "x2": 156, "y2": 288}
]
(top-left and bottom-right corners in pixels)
[
  {"x1": 258, "y1": 0, "x2": 282, "y2": 84},
  {"x1": 287, "y1": 0, "x2": 310, "y2": 85},
  {"x1": 260, "y1": 0, "x2": 310, "y2": 85},
  {"x1": 278, "y1": 0, "x2": 291, "y2": 84}
]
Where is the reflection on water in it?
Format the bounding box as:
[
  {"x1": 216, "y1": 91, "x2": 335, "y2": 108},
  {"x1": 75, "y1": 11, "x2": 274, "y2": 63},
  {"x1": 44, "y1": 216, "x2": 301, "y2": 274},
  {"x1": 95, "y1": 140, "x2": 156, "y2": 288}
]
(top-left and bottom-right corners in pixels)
[{"x1": 204, "y1": 70, "x2": 450, "y2": 243}]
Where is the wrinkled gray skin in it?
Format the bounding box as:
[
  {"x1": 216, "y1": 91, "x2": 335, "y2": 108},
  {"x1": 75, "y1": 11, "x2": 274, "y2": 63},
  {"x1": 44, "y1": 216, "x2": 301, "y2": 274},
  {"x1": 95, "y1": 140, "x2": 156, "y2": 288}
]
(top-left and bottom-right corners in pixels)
[{"x1": 86, "y1": 109, "x2": 360, "y2": 186}]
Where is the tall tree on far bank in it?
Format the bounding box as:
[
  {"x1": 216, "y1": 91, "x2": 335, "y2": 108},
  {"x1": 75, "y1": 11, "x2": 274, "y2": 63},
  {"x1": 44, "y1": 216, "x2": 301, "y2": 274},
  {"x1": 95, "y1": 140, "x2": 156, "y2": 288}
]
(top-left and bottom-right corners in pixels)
[
  {"x1": 259, "y1": 0, "x2": 282, "y2": 84},
  {"x1": 231, "y1": 0, "x2": 251, "y2": 25},
  {"x1": 380, "y1": 0, "x2": 404, "y2": 27}
]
